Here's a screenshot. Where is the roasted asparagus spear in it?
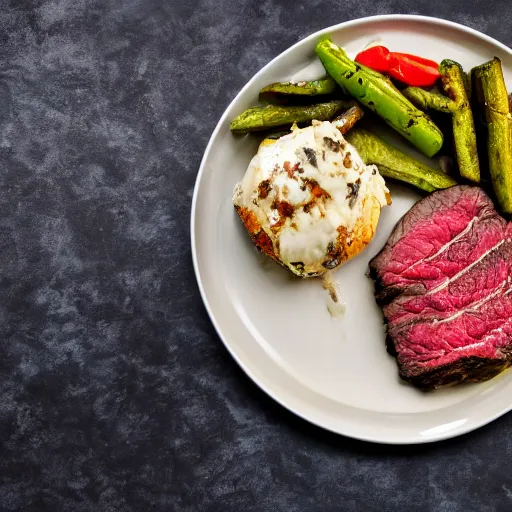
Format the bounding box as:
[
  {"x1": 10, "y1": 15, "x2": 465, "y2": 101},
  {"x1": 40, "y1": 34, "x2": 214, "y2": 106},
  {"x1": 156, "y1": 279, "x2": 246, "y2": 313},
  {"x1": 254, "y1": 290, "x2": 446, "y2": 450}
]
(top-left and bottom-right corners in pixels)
[
  {"x1": 471, "y1": 57, "x2": 512, "y2": 213},
  {"x1": 440, "y1": 60, "x2": 480, "y2": 183},
  {"x1": 259, "y1": 77, "x2": 337, "y2": 103},
  {"x1": 402, "y1": 87, "x2": 457, "y2": 113},
  {"x1": 346, "y1": 128, "x2": 457, "y2": 193},
  {"x1": 230, "y1": 100, "x2": 346, "y2": 133},
  {"x1": 315, "y1": 38, "x2": 444, "y2": 158}
]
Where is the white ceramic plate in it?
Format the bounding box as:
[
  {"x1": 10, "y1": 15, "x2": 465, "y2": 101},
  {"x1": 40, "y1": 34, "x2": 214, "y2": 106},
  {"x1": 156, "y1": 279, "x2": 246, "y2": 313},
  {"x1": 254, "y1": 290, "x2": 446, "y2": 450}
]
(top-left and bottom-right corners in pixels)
[{"x1": 191, "y1": 15, "x2": 512, "y2": 444}]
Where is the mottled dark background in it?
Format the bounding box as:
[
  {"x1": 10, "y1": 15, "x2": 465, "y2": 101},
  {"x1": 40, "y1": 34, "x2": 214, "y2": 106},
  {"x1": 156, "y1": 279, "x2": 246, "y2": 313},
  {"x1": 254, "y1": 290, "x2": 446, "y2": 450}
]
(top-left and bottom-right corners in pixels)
[{"x1": 1, "y1": 1, "x2": 512, "y2": 511}]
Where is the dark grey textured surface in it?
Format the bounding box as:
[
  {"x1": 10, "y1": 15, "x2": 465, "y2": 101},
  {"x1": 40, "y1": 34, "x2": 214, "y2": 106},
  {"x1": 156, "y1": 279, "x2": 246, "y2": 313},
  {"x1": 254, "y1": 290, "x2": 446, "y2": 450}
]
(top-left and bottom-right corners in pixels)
[{"x1": 1, "y1": 1, "x2": 512, "y2": 511}]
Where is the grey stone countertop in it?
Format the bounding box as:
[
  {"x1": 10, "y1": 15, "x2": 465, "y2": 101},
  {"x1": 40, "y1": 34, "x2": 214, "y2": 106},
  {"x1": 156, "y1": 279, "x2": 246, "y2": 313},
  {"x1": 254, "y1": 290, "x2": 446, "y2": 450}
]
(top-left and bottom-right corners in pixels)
[{"x1": 1, "y1": 1, "x2": 512, "y2": 511}]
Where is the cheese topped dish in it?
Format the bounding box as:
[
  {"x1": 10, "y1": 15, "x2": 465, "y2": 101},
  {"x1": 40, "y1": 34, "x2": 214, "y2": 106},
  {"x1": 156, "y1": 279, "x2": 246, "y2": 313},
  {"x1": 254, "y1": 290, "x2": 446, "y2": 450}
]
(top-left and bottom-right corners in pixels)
[{"x1": 233, "y1": 120, "x2": 391, "y2": 277}]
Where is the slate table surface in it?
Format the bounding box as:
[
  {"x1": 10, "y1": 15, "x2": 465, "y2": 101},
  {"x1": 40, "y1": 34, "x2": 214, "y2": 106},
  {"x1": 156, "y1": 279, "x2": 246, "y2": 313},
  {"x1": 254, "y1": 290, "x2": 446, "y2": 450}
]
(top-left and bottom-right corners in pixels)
[{"x1": 1, "y1": 1, "x2": 512, "y2": 511}]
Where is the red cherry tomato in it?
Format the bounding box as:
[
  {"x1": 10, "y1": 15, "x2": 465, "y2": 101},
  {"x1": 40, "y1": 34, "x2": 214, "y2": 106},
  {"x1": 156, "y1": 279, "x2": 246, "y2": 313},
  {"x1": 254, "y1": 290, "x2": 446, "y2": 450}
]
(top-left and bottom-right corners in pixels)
[
  {"x1": 391, "y1": 52, "x2": 440, "y2": 69},
  {"x1": 355, "y1": 45, "x2": 441, "y2": 87},
  {"x1": 388, "y1": 54, "x2": 441, "y2": 87},
  {"x1": 354, "y1": 46, "x2": 391, "y2": 73}
]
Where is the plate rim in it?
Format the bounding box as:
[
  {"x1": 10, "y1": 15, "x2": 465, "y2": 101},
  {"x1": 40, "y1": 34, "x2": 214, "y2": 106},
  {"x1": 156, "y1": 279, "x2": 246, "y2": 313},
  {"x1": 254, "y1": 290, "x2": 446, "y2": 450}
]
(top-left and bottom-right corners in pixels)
[{"x1": 190, "y1": 14, "x2": 512, "y2": 444}]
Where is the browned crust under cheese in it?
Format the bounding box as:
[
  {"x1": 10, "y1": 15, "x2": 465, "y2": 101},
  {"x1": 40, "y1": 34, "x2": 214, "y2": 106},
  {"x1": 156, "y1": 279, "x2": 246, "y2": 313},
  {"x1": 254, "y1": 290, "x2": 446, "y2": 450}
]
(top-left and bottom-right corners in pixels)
[
  {"x1": 328, "y1": 194, "x2": 384, "y2": 270},
  {"x1": 235, "y1": 192, "x2": 386, "y2": 277},
  {"x1": 234, "y1": 205, "x2": 280, "y2": 264}
]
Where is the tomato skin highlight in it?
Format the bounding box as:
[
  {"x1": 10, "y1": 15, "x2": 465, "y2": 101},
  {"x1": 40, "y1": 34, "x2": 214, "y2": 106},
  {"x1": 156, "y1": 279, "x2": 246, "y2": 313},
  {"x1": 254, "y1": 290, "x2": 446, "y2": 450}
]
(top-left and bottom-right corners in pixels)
[
  {"x1": 354, "y1": 46, "x2": 391, "y2": 72},
  {"x1": 391, "y1": 52, "x2": 440, "y2": 69},
  {"x1": 388, "y1": 54, "x2": 441, "y2": 87},
  {"x1": 355, "y1": 46, "x2": 441, "y2": 87}
]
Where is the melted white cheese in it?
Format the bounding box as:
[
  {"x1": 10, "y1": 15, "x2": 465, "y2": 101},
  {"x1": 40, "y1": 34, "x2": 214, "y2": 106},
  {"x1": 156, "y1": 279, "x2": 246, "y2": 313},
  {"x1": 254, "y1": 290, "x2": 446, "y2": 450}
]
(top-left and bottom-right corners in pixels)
[{"x1": 233, "y1": 121, "x2": 389, "y2": 276}]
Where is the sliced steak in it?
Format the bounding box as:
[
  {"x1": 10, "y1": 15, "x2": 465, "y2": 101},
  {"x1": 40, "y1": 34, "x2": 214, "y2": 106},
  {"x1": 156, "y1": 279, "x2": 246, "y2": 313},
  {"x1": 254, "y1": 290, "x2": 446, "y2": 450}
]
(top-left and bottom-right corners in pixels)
[{"x1": 370, "y1": 185, "x2": 512, "y2": 390}]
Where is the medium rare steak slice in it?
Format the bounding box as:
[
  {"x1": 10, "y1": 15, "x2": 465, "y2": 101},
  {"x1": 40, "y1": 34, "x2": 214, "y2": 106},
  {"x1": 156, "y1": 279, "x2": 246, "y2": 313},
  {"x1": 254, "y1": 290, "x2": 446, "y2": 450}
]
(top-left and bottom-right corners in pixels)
[{"x1": 369, "y1": 185, "x2": 512, "y2": 390}]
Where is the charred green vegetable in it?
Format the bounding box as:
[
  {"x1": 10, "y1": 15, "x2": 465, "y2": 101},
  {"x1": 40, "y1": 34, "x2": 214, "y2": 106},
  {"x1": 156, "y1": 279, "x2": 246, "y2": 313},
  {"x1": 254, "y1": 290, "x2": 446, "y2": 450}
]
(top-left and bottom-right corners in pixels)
[
  {"x1": 402, "y1": 87, "x2": 457, "y2": 113},
  {"x1": 440, "y1": 59, "x2": 480, "y2": 183},
  {"x1": 472, "y1": 57, "x2": 512, "y2": 213},
  {"x1": 331, "y1": 102, "x2": 365, "y2": 134},
  {"x1": 346, "y1": 128, "x2": 457, "y2": 193},
  {"x1": 230, "y1": 100, "x2": 346, "y2": 133},
  {"x1": 315, "y1": 38, "x2": 444, "y2": 158},
  {"x1": 259, "y1": 77, "x2": 337, "y2": 103}
]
